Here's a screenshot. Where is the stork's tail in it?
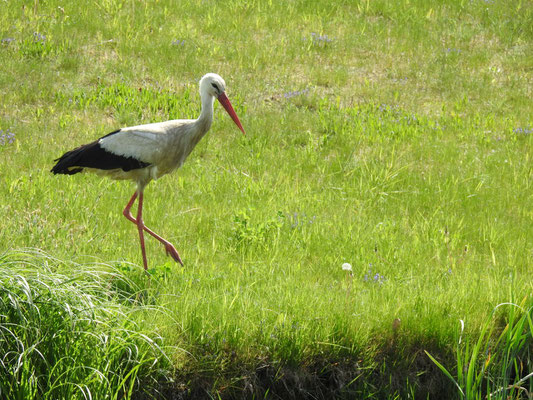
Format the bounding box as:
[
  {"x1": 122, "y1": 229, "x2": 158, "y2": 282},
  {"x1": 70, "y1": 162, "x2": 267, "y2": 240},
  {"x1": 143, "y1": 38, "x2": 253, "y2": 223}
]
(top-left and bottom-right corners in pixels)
[{"x1": 51, "y1": 146, "x2": 86, "y2": 175}]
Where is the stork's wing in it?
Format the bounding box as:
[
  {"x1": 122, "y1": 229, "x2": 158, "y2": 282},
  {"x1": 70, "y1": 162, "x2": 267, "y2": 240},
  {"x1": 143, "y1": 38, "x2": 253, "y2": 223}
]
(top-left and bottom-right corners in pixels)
[
  {"x1": 98, "y1": 124, "x2": 170, "y2": 164},
  {"x1": 100, "y1": 118, "x2": 192, "y2": 163}
]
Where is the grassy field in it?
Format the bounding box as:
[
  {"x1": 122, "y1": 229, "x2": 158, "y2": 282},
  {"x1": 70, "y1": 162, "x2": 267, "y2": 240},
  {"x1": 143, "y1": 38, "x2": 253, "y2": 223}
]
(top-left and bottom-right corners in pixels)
[{"x1": 1, "y1": 0, "x2": 532, "y2": 398}]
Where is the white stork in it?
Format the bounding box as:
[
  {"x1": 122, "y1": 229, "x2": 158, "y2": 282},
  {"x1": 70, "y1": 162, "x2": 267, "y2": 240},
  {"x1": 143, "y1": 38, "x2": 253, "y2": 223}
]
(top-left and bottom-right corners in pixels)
[{"x1": 51, "y1": 73, "x2": 245, "y2": 270}]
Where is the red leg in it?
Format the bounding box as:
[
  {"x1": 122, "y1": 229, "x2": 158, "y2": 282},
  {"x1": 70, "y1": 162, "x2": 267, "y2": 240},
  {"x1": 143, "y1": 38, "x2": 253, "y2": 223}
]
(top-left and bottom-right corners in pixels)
[
  {"x1": 136, "y1": 192, "x2": 149, "y2": 270},
  {"x1": 123, "y1": 191, "x2": 138, "y2": 223},
  {"x1": 123, "y1": 191, "x2": 183, "y2": 267}
]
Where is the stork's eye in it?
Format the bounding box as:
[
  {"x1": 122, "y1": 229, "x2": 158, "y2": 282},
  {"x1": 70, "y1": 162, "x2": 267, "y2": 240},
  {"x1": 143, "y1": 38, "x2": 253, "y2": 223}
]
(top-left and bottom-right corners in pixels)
[{"x1": 211, "y1": 82, "x2": 219, "y2": 93}]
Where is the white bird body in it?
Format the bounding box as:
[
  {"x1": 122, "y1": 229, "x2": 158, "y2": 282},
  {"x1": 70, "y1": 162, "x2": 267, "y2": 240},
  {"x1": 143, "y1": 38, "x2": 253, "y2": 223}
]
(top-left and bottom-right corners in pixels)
[
  {"x1": 94, "y1": 118, "x2": 207, "y2": 186},
  {"x1": 52, "y1": 73, "x2": 245, "y2": 270}
]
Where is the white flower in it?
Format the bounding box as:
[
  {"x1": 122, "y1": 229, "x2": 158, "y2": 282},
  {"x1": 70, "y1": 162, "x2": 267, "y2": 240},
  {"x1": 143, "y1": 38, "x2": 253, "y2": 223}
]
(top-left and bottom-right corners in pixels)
[{"x1": 342, "y1": 263, "x2": 352, "y2": 272}]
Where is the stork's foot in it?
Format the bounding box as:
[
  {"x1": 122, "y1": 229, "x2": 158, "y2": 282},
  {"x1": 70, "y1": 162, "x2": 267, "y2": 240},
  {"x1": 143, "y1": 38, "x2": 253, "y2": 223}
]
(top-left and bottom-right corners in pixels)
[{"x1": 164, "y1": 242, "x2": 183, "y2": 266}]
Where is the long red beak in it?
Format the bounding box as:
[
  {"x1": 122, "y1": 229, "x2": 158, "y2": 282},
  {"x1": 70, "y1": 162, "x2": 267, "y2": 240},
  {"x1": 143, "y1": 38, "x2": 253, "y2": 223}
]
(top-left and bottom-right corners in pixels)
[{"x1": 217, "y1": 92, "x2": 246, "y2": 135}]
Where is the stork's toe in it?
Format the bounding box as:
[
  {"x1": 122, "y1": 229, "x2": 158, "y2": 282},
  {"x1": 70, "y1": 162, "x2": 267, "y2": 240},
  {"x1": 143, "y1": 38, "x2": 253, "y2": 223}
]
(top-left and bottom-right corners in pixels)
[{"x1": 165, "y1": 243, "x2": 183, "y2": 266}]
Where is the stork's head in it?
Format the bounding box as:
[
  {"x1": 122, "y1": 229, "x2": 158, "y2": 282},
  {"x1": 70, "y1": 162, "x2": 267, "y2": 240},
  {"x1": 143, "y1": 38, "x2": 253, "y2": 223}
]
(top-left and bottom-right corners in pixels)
[
  {"x1": 199, "y1": 73, "x2": 245, "y2": 135},
  {"x1": 200, "y1": 73, "x2": 226, "y2": 98}
]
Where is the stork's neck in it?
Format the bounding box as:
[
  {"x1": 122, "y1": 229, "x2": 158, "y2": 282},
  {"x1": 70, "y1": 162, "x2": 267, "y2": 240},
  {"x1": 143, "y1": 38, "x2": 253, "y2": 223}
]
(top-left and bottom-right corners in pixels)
[{"x1": 195, "y1": 93, "x2": 215, "y2": 134}]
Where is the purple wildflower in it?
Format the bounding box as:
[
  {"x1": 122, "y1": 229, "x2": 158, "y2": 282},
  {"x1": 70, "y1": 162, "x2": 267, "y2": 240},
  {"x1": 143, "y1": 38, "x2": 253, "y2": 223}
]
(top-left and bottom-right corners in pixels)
[
  {"x1": 283, "y1": 88, "x2": 309, "y2": 99},
  {"x1": 0, "y1": 128, "x2": 15, "y2": 145},
  {"x1": 513, "y1": 127, "x2": 533, "y2": 136},
  {"x1": 445, "y1": 48, "x2": 461, "y2": 54},
  {"x1": 363, "y1": 264, "x2": 385, "y2": 284},
  {"x1": 311, "y1": 32, "x2": 333, "y2": 44},
  {"x1": 33, "y1": 32, "x2": 47, "y2": 43},
  {"x1": 286, "y1": 211, "x2": 315, "y2": 228}
]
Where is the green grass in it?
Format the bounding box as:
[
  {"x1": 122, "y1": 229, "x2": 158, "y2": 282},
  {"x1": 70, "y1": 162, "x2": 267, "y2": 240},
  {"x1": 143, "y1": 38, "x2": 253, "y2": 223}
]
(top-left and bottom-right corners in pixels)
[
  {"x1": 0, "y1": 249, "x2": 173, "y2": 399},
  {"x1": 1, "y1": 0, "x2": 532, "y2": 398},
  {"x1": 426, "y1": 297, "x2": 533, "y2": 399}
]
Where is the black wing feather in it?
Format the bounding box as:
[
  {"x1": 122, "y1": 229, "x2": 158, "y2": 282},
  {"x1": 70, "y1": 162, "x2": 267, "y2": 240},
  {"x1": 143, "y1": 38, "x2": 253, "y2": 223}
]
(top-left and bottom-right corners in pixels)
[{"x1": 51, "y1": 129, "x2": 151, "y2": 175}]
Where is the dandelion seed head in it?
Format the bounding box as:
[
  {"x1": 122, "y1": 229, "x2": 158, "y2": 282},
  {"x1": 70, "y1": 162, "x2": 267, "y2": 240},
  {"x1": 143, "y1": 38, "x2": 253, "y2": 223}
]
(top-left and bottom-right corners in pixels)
[{"x1": 342, "y1": 263, "x2": 352, "y2": 271}]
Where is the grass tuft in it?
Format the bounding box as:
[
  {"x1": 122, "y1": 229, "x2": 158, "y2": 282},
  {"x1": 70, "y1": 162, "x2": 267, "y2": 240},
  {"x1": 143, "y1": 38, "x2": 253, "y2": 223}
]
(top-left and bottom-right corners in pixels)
[
  {"x1": 0, "y1": 249, "x2": 172, "y2": 400},
  {"x1": 426, "y1": 297, "x2": 533, "y2": 399}
]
